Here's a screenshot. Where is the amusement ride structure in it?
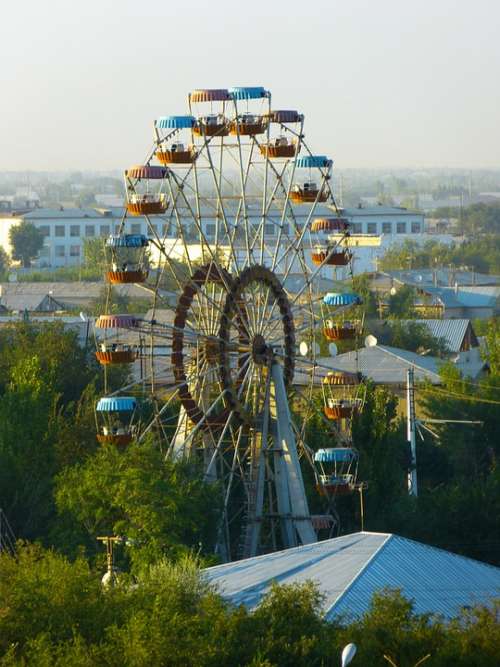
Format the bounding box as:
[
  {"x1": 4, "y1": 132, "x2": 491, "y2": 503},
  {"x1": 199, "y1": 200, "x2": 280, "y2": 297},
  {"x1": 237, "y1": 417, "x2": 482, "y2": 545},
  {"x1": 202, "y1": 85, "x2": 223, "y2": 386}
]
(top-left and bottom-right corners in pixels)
[{"x1": 93, "y1": 87, "x2": 368, "y2": 561}]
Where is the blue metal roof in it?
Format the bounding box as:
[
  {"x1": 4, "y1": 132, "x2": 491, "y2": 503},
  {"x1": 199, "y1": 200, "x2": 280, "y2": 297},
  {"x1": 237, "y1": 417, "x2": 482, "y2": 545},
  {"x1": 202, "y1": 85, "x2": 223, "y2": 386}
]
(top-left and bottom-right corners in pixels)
[
  {"x1": 106, "y1": 234, "x2": 148, "y2": 248},
  {"x1": 322, "y1": 345, "x2": 443, "y2": 385},
  {"x1": 96, "y1": 396, "x2": 137, "y2": 412},
  {"x1": 314, "y1": 448, "x2": 357, "y2": 463},
  {"x1": 229, "y1": 86, "x2": 268, "y2": 100},
  {"x1": 205, "y1": 532, "x2": 500, "y2": 620},
  {"x1": 155, "y1": 115, "x2": 196, "y2": 129},
  {"x1": 295, "y1": 155, "x2": 331, "y2": 169},
  {"x1": 323, "y1": 292, "x2": 361, "y2": 307},
  {"x1": 396, "y1": 319, "x2": 472, "y2": 353}
]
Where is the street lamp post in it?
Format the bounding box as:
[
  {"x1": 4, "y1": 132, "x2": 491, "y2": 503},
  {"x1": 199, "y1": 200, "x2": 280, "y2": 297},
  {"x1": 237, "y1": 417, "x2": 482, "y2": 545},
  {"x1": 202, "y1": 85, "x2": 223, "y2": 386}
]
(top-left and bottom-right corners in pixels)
[{"x1": 341, "y1": 643, "x2": 357, "y2": 666}]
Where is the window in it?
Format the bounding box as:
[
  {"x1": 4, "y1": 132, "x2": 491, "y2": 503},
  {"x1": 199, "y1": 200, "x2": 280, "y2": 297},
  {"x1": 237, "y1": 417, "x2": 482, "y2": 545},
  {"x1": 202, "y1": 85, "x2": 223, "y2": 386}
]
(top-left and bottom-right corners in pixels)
[
  {"x1": 162, "y1": 224, "x2": 169, "y2": 236},
  {"x1": 38, "y1": 225, "x2": 50, "y2": 237},
  {"x1": 70, "y1": 225, "x2": 80, "y2": 237},
  {"x1": 396, "y1": 222, "x2": 406, "y2": 234},
  {"x1": 382, "y1": 222, "x2": 392, "y2": 234},
  {"x1": 100, "y1": 225, "x2": 110, "y2": 237},
  {"x1": 367, "y1": 222, "x2": 377, "y2": 234},
  {"x1": 85, "y1": 225, "x2": 95, "y2": 237},
  {"x1": 39, "y1": 246, "x2": 50, "y2": 257},
  {"x1": 352, "y1": 223, "x2": 362, "y2": 234},
  {"x1": 411, "y1": 222, "x2": 421, "y2": 233},
  {"x1": 55, "y1": 245, "x2": 65, "y2": 257},
  {"x1": 206, "y1": 223, "x2": 216, "y2": 237},
  {"x1": 264, "y1": 224, "x2": 275, "y2": 236},
  {"x1": 70, "y1": 245, "x2": 80, "y2": 257},
  {"x1": 131, "y1": 223, "x2": 141, "y2": 235},
  {"x1": 150, "y1": 224, "x2": 158, "y2": 235},
  {"x1": 282, "y1": 223, "x2": 290, "y2": 235},
  {"x1": 55, "y1": 225, "x2": 65, "y2": 237}
]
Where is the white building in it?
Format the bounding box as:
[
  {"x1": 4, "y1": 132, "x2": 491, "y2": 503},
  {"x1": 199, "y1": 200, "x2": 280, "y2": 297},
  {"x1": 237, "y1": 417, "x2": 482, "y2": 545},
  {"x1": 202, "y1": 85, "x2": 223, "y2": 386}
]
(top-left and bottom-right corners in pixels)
[
  {"x1": 0, "y1": 207, "x2": 167, "y2": 268},
  {"x1": 0, "y1": 204, "x2": 425, "y2": 273}
]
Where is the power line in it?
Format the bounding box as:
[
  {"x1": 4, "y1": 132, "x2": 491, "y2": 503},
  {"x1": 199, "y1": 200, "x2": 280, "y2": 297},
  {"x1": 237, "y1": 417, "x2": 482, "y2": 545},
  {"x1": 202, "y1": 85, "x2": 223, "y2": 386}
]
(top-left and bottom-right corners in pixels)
[{"x1": 417, "y1": 385, "x2": 500, "y2": 406}]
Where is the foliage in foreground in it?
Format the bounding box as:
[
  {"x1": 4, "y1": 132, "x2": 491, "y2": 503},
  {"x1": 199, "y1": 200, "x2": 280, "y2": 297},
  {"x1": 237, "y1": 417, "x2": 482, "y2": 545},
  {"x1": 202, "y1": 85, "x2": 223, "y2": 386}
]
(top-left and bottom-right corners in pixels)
[{"x1": 0, "y1": 545, "x2": 499, "y2": 666}]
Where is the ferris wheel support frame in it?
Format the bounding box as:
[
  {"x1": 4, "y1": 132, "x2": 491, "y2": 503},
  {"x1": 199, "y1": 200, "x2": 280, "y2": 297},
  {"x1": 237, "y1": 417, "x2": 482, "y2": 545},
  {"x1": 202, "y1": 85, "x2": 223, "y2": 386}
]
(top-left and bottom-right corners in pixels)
[{"x1": 233, "y1": 359, "x2": 316, "y2": 558}]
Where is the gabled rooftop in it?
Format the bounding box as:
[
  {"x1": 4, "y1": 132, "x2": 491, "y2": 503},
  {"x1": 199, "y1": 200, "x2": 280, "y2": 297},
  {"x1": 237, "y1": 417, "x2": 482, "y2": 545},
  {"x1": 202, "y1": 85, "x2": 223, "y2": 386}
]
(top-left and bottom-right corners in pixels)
[
  {"x1": 316, "y1": 345, "x2": 443, "y2": 385},
  {"x1": 206, "y1": 531, "x2": 500, "y2": 620}
]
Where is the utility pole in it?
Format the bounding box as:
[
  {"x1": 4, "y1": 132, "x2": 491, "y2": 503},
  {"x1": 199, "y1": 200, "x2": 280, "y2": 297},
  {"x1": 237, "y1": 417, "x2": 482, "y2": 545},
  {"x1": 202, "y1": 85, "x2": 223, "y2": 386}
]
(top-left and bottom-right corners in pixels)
[{"x1": 406, "y1": 368, "x2": 418, "y2": 497}]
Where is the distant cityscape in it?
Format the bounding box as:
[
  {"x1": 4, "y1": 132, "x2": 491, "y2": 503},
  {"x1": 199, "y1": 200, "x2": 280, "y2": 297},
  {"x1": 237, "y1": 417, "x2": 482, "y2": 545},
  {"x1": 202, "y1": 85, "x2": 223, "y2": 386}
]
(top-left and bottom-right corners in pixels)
[{"x1": 2, "y1": 167, "x2": 499, "y2": 276}]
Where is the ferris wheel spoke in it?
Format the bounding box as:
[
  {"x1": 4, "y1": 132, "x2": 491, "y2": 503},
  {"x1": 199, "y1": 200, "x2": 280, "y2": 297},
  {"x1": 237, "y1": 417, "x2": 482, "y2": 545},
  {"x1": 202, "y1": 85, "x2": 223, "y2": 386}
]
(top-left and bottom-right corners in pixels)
[{"x1": 203, "y1": 140, "x2": 242, "y2": 274}]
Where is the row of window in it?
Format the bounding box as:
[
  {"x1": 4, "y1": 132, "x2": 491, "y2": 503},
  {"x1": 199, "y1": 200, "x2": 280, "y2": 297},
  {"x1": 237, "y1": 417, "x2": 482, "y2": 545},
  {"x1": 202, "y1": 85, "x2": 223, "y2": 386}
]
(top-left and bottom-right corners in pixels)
[
  {"x1": 203, "y1": 221, "x2": 422, "y2": 237},
  {"x1": 35, "y1": 220, "x2": 422, "y2": 242},
  {"x1": 39, "y1": 245, "x2": 82, "y2": 258},
  {"x1": 36, "y1": 223, "x2": 157, "y2": 238},
  {"x1": 352, "y1": 221, "x2": 421, "y2": 235},
  {"x1": 204, "y1": 223, "x2": 290, "y2": 237}
]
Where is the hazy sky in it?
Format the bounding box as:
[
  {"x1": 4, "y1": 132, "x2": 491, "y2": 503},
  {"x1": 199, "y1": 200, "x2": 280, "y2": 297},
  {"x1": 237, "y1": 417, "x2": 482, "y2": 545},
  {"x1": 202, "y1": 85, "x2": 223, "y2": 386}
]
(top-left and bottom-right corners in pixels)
[{"x1": 1, "y1": 0, "x2": 499, "y2": 171}]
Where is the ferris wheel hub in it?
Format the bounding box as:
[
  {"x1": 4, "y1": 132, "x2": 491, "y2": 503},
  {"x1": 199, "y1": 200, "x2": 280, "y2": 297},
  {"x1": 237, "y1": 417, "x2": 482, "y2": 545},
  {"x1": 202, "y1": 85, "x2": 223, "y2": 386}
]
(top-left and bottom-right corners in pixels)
[{"x1": 251, "y1": 333, "x2": 272, "y2": 365}]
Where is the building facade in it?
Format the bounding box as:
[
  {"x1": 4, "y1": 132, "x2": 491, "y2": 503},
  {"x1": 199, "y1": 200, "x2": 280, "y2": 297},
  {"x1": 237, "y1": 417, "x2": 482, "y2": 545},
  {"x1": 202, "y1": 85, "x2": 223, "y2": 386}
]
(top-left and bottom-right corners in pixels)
[{"x1": 0, "y1": 204, "x2": 425, "y2": 271}]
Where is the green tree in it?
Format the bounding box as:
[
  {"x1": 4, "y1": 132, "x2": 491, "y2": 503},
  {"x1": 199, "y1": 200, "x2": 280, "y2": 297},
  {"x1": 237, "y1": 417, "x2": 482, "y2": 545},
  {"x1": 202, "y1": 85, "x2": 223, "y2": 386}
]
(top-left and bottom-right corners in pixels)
[
  {"x1": 0, "y1": 355, "x2": 59, "y2": 538},
  {"x1": 388, "y1": 285, "x2": 416, "y2": 318},
  {"x1": 251, "y1": 581, "x2": 330, "y2": 666},
  {"x1": 55, "y1": 443, "x2": 220, "y2": 568},
  {"x1": 483, "y1": 318, "x2": 500, "y2": 374},
  {"x1": 384, "y1": 320, "x2": 449, "y2": 356},
  {"x1": 0, "y1": 246, "x2": 10, "y2": 278},
  {"x1": 8, "y1": 221, "x2": 44, "y2": 268},
  {"x1": 82, "y1": 237, "x2": 106, "y2": 271},
  {"x1": 333, "y1": 589, "x2": 446, "y2": 667}
]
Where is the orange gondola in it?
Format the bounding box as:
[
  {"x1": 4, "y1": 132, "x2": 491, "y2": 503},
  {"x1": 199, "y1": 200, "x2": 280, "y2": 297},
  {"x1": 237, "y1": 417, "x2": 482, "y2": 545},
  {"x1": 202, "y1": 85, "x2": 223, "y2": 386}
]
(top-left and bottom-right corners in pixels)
[
  {"x1": 290, "y1": 183, "x2": 328, "y2": 204},
  {"x1": 106, "y1": 268, "x2": 148, "y2": 284},
  {"x1": 311, "y1": 247, "x2": 352, "y2": 266},
  {"x1": 95, "y1": 345, "x2": 137, "y2": 366},
  {"x1": 125, "y1": 165, "x2": 169, "y2": 216},
  {"x1": 96, "y1": 396, "x2": 137, "y2": 448},
  {"x1": 193, "y1": 114, "x2": 229, "y2": 137},
  {"x1": 156, "y1": 144, "x2": 197, "y2": 165},
  {"x1": 230, "y1": 113, "x2": 268, "y2": 136},
  {"x1": 260, "y1": 137, "x2": 297, "y2": 159},
  {"x1": 324, "y1": 398, "x2": 361, "y2": 420},
  {"x1": 323, "y1": 323, "x2": 358, "y2": 341}
]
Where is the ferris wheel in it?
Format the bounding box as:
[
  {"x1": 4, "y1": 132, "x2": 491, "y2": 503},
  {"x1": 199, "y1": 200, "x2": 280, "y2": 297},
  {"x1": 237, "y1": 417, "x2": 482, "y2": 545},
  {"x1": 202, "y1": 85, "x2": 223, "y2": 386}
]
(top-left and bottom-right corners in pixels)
[{"x1": 93, "y1": 86, "x2": 367, "y2": 561}]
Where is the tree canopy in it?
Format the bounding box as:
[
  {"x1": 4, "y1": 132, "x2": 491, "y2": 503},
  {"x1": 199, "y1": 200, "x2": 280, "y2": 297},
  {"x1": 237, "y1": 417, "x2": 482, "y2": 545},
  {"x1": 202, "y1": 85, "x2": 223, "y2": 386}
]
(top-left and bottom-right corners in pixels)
[
  {"x1": 1, "y1": 545, "x2": 499, "y2": 666},
  {"x1": 8, "y1": 221, "x2": 44, "y2": 268},
  {"x1": 379, "y1": 236, "x2": 500, "y2": 274}
]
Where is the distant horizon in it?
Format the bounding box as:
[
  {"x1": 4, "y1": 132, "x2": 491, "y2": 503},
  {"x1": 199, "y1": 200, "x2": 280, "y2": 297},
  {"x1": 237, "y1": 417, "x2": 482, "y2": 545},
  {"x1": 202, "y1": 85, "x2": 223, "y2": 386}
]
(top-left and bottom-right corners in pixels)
[{"x1": 1, "y1": 165, "x2": 500, "y2": 177}]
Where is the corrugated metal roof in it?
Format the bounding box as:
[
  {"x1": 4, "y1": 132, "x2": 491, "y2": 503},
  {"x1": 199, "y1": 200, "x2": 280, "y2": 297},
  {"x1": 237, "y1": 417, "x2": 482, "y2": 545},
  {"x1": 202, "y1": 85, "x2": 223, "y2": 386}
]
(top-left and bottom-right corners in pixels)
[
  {"x1": 386, "y1": 269, "x2": 500, "y2": 287},
  {"x1": 315, "y1": 345, "x2": 443, "y2": 385},
  {"x1": 333, "y1": 534, "x2": 500, "y2": 619},
  {"x1": 397, "y1": 319, "x2": 470, "y2": 353},
  {"x1": 205, "y1": 531, "x2": 500, "y2": 620},
  {"x1": 453, "y1": 286, "x2": 499, "y2": 307},
  {"x1": 0, "y1": 282, "x2": 148, "y2": 300},
  {"x1": 422, "y1": 286, "x2": 499, "y2": 309}
]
